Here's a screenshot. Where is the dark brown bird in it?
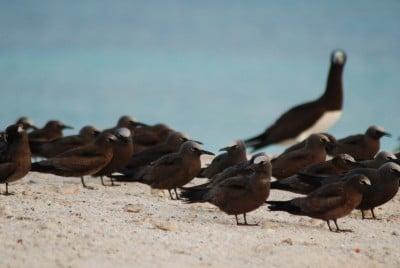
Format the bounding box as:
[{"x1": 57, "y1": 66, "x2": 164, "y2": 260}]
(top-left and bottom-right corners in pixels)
[
  {"x1": 271, "y1": 154, "x2": 359, "y2": 194},
  {"x1": 198, "y1": 140, "x2": 247, "y2": 178},
  {"x1": 180, "y1": 154, "x2": 272, "y2": 226},
  {"x1": 103, "y1": 115, "x2": 147, "y2": 134},
  {"x1": 16, "y1": 116, "x2": 38, "y2": 131},
  {"x1": 31, "y1": 132, "x2": 116, "y2": 189},
  {"x1": 328, "y1": 125, "x2": 391, "y2": 160},
  {"x1": 182, "y1": 152, "x2": 268, "y2": 191},
  {"x1": 245, "y1": 49, "x2": 346, "y2": 151},
  {"x1": 272, "y1": 134, "x2": 330, "y2": 179},
  {"x1": 281, "y1": 132, "x2": 337, "y2": 155},
  {"x1": 136, "y1": 141, "x2": 214, "y2": 200},
  {"x1": 268, "y1": 174, "x2": 371, "y2": 232},
  {"x1": 0, "y1": 124, "x2": 31, "y2": 195},
  {"x1": 132, "y1": 123, "x2": 174, "y2": 152},
  {"x1": 39, "y1": 125, "x2": 101, "y2": 158},
  {"x1": 358, "y1": 151, "x2": 397, "y2": 169},
  {"x1": 93, "y1": 128, "x2": 134, "y2": 186},
  {"x1": 355, "y1": 162, "x2": 400, "y2": 219},
  {"x1": 28, "y1": 120, "x2": 73, "y2": 157},
  {"x1": 113, "y1": 131, "x2": 196, "y2": 179}
]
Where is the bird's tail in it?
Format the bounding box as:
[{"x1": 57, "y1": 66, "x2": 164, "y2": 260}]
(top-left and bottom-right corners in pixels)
[
  {"x1": 179, "y1": 187, "x2": 209, "y2": 203},
  {"x1": 30, "y1": 162, "x2": 53, "y2": 173},
  {"x1": 266, "y1": 200, "x2": 301, "y2": 214}
]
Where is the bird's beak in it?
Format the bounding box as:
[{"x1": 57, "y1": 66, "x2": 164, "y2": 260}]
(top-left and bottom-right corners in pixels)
[
  {"x1": 381, "y1": 131, "x2": 392, "y2": 138},
  {"x1": 62, "y1": 125, "x2": 74, "y2": 130},
  {"x1": 200, "y1": 150, "x2": 215, "y2": 156},
  {"x1": 190, "y1": 139, "x2": 203, "y2": 145},
  {"x1": 135, "y1": 122, "x2": 148, "y2": 127},
  {"x1": 218, "y1": 146, "x2": 231, "y2": 152}
]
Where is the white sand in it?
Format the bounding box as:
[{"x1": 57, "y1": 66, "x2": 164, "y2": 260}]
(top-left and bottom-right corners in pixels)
[{"x1": 1, "y1": 173, "x2": 399, "y2": 268}]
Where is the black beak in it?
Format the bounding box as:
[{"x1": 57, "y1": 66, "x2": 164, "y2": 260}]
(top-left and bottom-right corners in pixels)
[
  {"x1": 190, "y1": 139, "x2": 203, "y2": 145},
  {"x1": 200, "y1": 150, "x2": 215, "y2": 156},
  {"x1": 135, "y1": 122, "x2": 148, "y2": 127},
  {"x1": 380, "y1": 131, "x2": 392, "y2": 138},
  {"x1": 62, "y1": 125, "x2": 74, "y2": 130},
  {"x1": 218, "y1": 146, "x2": 231, "y2": 152}
]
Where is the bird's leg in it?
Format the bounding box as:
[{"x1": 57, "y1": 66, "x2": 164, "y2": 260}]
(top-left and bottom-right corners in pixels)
[
  {"x1": 168, "y1": 189, "x2": 175, "y2": 200},
  {"x1": 2, "y1": 183, "x2": 14, "y2": 196},
  {"x1": 333, "y1": 220, "x2": 352, "y2": 233},
  {"x1": 371, "y1": 208, "x2": 377, "y2": 219},
  {"x1": 173, "y1": 188, "x2": 180, "y2": 200},
  {"x1": 81, "y1": 177, "x2": 95, "y2": 190},
  {"x1": 326, "y1": 220, "x2": 333, "y2": 232},
  {"x1": 361, "y1": 210, "x2": 366, "y2": 219},
  {"x1": 110, "y1": 178, "x2": 120, "y2": 187},
  {"x1": 237, "y1": 213, "x2": 258, "y2": 226},
  {"x1": 235, "y1": 215, "x2": 240, "y2": 225},
  {"x1": 100, "y1": 176, "x2": 107, "y2": 187}
]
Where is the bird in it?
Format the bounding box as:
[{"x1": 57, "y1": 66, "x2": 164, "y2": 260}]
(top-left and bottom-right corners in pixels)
[
  {"x1": 135, "y1": 141, "x2": 214, "y2": 200},
  {"x1": 358, "y1": 151, "x2": 397, "y2": 169},
  {"x1": 198, "y1": 140, "x2": 247, "y2": 178},
  {"x1": 0, "y1": 124, "x2": 31, "y2": 195},
  {"x1": 113, "y1": 131, "x2": 198, "y2": 179},
  {"x1": 39, "y1": 125, "x2": 101, "y2": 158},
  {"x1": 355, "y1": 162, "x2": 400, "y2": 219},
  {"x1": 327, "y1": 125, "x2": 391, "y2": 160},
  {"x1": 271, "y1": 154, "x2": 359, "y2": 194},
  {"x1": 31, "y1": 132, "x2": 117, "y2": 189},
  {"x1": 244, "y1": 49, "x2": 346, "y2": 151},
  {"x1": 271, "y1": 134, "x2": 330, "y2": 179},
  {"x1": 16, "y1": 116, "x2": 38, "y2": 131},
  {"x1": 102, "y1": 115, "x2": 147, "y2": 134},
  {"x1": 28, "y1": 120, "x2": 73, "y2": 157},
  {"x1": 180, "y1": 154, "x2": 272, "y2": 226},
  {"x1": 281, "y1": 132, "x2": 337, "y2": 155},
  {"x1": 131, "y1": 123, "x2": 174, "y2": 152},
  {"x1": 267, "y1": 174, "x2": 371, "y2": 232},
  {"x1": 93, "y1": 128, "x2": 134, "y2": 186}
]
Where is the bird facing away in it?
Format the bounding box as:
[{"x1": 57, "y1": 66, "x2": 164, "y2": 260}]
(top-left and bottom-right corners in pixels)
[
  {"x1": 180, "y1": 154, "x2": 272, "y2": 226},
  {"x1": 39, "y1": 125, "x2": 101, "y2": 158},
  {"x1": 271, "y1": 134, "x2": 330, "y2": 179},
  {"x1": 137, "y1": 141, "x2": 214, "y2": 200},
  {"x1": 327, "y1": 125, "x2": 391, "y2": 160},
  {"x1": 271, "y1": 154, "x2": 359, "y2": 194},
  {"x1": 244, "y1": 49, "x2": 346, "y2": 151},
  {"x1": 268, "y1": 174, "x2": 371, "y2": 232},
  {"x1": 31, "y1": 132, "x2": 117, "y2": 189},
  {"x1": 28, "y1": 120, "x2": 73, "y2": 157},
  {"x1": 0, "y1": 124, "x2": 31, "y2": 195},
  {"x1": 16, "y1": 116, "x2": 38, "y2": 131},
  {"x1": 103, "y1": 115, "x2": 147, "y2": 134},
  {"x1": 93, "y1": 128, "x2": 134, "y2": 186},
  {"x1": 131, "y1": 123, "x2": 174, "y2": 152},
  {"x1": 281, "y1": 132, "x2": 337, "y2": 155},
  {"x1": 198, "y1": 140, "x2": 248, "y2": 178},
  {"x1": 114, "y1": 131, "x2": 197, "y2": 179},
  {"x1": 355, "y1": 162, "x2": 400, "y2": 219}
]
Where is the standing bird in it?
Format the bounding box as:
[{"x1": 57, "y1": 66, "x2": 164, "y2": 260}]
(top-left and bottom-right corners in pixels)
[
  {"x1": 93, "y1": 128, "x2": 134, "y2": 186},
  {"x1": 268, "y1": 174, "x2": 371, "y2": 232},
  {"x1": 327, "y1": 126, "x2": 391, "y2": 160},
  {"x1": 271, "y1": 154, "x2": 359, "y2": 194},
  {"x1": 245, "y1": 49, "x2": 346, "y2": 151},
  {"x1": 31, "y1": 132, "x2": 117, "y2": 189},
  {"x1": 28, "y1": 120, "x2": 73, "y2": 157},
  {"x1": 0, "y1": 124, "x2": 31, "y2": 195},
  {"x1": 103, "y1": 115, "x2": 147, "y2": 134},
  {"x1": 358, "y1": 151, "x2": 397, "y2": 169},
  {"x1": 271, "y1": 134, "x2": 330, "y2": 179},
  {"x1": 136, "y1": 141, "x2": 214, "y2": 200},
  {"x1": 198, "y1": 140, "x2": 248, "y2": 178},
  {"x1": 39, "y1": 125, "x2": 101, "y2": 158},
  {"x1": 16, "y1": 117, "x2": 38, "y2": 131},
  {"x1": 180, "y1": 154, "x2": 272, "y2": 226},
  {"x1": 113, "y1": 131, "x2": 197, "y2": 179}
]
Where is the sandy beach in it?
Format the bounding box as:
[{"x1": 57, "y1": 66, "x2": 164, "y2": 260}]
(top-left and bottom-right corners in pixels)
[{"x1": 0, "y1": 171, "x2": 399, "y2": 268}]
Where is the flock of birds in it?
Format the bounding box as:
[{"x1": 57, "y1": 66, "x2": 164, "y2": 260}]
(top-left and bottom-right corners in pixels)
[{"x1": 1, "y1": 49, "x2": 400, "y2": 232}]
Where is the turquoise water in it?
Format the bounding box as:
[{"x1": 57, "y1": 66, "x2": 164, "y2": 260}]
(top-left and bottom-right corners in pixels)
[{"x1": 1, "y1": 1, "x2": 399, "y2": 154}]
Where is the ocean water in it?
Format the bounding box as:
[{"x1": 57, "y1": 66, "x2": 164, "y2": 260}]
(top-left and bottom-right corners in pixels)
[{"x1": 1, "y1": 1, "x2": 399, "y2": 155}]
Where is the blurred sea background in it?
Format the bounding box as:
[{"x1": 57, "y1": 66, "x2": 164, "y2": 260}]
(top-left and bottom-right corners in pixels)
[{"x1": 1, "y1": 0, "x2": 399, "y2": 155}]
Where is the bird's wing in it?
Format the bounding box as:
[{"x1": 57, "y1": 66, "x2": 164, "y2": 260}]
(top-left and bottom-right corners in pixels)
[{"x1": 0, "y1": 162, "x2": 17, "y2": 181}]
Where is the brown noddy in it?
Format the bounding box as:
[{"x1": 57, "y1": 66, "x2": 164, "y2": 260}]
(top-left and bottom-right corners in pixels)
[
  {"x1": 31, "y1": 132, "x2": 116, "y2": 189},
  {"x1": 268, "y1": 174, "x2": 371, "y2": 232},
  {"x1": 0, "y1": 124, "x2": 31, "y2": 195},
  {"x1": 180, "y1": 154, "x2": 272, "y2": 226}
]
